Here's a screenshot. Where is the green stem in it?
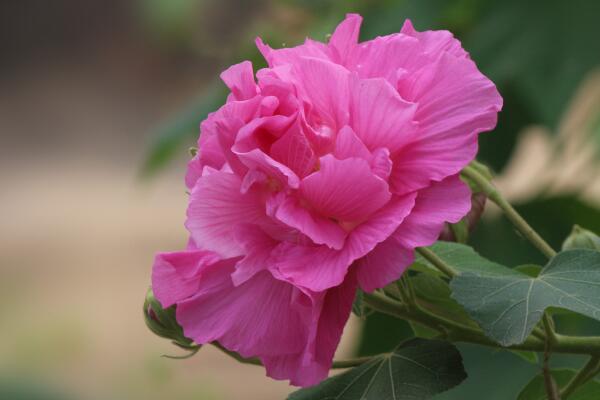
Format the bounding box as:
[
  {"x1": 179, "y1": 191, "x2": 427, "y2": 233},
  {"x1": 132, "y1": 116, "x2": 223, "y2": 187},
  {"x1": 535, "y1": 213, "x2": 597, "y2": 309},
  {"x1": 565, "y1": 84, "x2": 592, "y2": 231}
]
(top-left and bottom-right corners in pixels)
[
  {"x1": 543, "y1": 313, "x2": 559, "y2": 346},
  {"x1": 561, "y1": 356, "x2": 600, "y2": 399},
  {"x1": 212, "y1": 342, "x2": 374, "y2": 369},
  {"x1": 363, "y1": 292, "x2": 600, "y2": 356},
  {"x1": 461, "y1": 165, "x2": 557, "y2": 259},
  {"x1": 213, "y1": 342, "x2": 262, "y2": 366},
  {"x1": 416, "y1": 247, "x2": 459, "y2": 278}
]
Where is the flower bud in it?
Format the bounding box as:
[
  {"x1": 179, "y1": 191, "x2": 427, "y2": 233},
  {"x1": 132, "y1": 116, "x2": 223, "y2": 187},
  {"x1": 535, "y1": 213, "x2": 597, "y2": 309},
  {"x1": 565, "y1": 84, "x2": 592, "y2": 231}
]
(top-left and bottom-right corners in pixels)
[
  {"x1": 143, "y1": 287, "x2": 196, "y2": 350},
  {"x1": 562, "y1": 225, "x2": 600, "y2": 251}
]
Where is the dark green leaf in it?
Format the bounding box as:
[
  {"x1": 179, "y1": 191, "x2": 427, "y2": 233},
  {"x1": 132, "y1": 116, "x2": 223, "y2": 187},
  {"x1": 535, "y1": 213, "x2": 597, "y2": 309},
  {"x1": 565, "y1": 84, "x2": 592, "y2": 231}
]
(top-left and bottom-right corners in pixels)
[
  {"x1": 355, "y1": 312, "x2": 413, "y2": 357},
  {"x1": 411, "y1": 273, "x2": 477, "y2": 330},
  {"x1": 514, "y1": 264, "x2": 542, "y2": 278},
  {"x1": 517, "y1": 369, "x2": 600, "y2": 400},
  {"x1": 510, "y1": 350, "x2": 538, "y2": 365},
  {"x1": 416, "y1": 241, "x2": 512, "y2": 276},
  {"x1": 450, "y1": 249, "x2": 600, "y2": 346},
  {"x1": 289, "y1": 339, "x2": 467, "y2": 400}
]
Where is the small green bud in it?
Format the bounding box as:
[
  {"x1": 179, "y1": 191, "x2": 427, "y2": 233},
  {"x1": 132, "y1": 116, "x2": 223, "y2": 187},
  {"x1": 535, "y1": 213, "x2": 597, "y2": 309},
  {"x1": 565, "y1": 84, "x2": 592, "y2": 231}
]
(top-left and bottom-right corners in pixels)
[
  {"x1": 143, "y1": 288, "x2": 196, "y2": 351},
  {"x1": 562, "y1": 225, "x2": 600, "y2": 252}
]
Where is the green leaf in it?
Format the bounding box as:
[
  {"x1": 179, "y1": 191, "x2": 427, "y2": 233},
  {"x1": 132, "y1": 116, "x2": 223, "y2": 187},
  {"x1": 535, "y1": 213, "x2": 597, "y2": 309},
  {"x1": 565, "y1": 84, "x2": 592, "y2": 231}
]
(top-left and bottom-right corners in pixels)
[
  {"x1": 510, "y1": 350, "x2": 538, "y2": 365},
  {"x1": 517, "y1": 369, "x2": 600, "y2": 400},
  {"x1": 416, "y1": 241, "x2": 511, "y2": 276},
  {"x1": 288, "y1": 339, "x2": 467, "y2": 400},
  {"x1": 450, "y1": 249, "x2": 600, "y2": 346},
  {"x1": 409, "y1": 321, "x2": 439, "y2": 340},
  {"x1": 355, "y1": 312, "x2": 413, "y2": 357},
  {"x1": 411, "y1": 273, "x2": 477, "y2": 330},
  {"x1": 140, "y1": 80, "x2": 227, "y2": 178},
  {"x1": 514, "y1": 264, "x2": 542, "y2": 278}
]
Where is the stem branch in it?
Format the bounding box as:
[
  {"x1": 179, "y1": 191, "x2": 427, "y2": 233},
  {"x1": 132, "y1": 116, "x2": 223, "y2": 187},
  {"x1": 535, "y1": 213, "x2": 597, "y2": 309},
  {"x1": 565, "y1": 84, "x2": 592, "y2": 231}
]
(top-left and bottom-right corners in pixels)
[
  {"x1": 212, "y1": 342, "x2": 374, "y2": 369},
  {"x1": 561, "y1": 356, "x2": 600, "y2": 399},
  {"x1": 461, "y1": 166, "x2": 557, "y2": 259},
  {"x1": 416, "y1": 247, "x2": 458, "y2": 278}
]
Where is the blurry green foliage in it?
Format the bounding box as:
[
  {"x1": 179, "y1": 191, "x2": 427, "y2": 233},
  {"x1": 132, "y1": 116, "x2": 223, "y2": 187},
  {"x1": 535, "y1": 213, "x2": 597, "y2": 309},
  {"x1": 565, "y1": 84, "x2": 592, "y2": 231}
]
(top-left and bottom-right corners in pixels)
[
  {"x1": 0, "y1": 378, "x2": 72, "y2": 400},
  {"x1": 138, "y1": 0, "x2": 205, "y2": 44},
  {"x1": 517, "y1": 369, "x2": 600, "y2": 400}
]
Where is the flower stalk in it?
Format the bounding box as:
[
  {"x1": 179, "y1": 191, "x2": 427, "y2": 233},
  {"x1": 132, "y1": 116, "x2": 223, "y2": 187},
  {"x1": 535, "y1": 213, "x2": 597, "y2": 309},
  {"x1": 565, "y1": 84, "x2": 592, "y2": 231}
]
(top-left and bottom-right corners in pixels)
[{"x1": 461, "y1": 165, "x2": 557, "y2": 259}]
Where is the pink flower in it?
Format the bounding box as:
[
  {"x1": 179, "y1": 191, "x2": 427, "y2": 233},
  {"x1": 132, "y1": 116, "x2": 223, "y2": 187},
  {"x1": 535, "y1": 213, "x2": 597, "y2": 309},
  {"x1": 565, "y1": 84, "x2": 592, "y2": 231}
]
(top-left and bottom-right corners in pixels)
[{"x1": 153, "y1": 14, "x2": 502, "y2": 386}]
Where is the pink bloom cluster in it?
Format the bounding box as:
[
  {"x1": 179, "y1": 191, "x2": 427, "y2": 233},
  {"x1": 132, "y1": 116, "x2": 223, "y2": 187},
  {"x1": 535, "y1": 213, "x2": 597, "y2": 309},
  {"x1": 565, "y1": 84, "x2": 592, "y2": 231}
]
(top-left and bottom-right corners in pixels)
[{"x1": 152, "y1": 14, "x2": 502, "y2": 386}]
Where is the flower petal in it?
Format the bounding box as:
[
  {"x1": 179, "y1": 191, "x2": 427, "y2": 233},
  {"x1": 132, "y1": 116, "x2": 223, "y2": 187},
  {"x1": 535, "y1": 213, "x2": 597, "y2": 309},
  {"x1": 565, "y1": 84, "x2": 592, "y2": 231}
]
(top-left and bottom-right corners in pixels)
[
  {"x1": 400, "y1": 19, "x2": 469, "y2": 59},
  {"x1": 349, "y1": 77, "x2": 417, "y2": 153},
  {"x1": 185, "y1": 170, "x2": 271, "y2": 257},
  {"x1": 272, "y1": 193, "x2": 416, "y2": 291},
  {"x1": 348, "y1": 33, "x2": 423, "y2": 85},
  {"x1": 300, "y1": 154, "x2": 391, "y2": 222},
  {"x1": 220, "y1": 61, "x2": 258, "y2": 101},
  {"x1": 292, "y1": 57, "x2": 350, "y2": 131},
  {"x1": 256, "y1": 37, "x2": 330, "y2": 68},
  {"x1": 328, "y1": 13, "x2": 362, "y2": 64},
  {"x1": 267, "y1": 192, "x2": 347, "y2": 250},
  {"x1": 394, "y1": 174, "x2": 471, "y2": 249},
  {"x1": 333, "y1": 125, "x2": 370, "y2": 160},
  {"x1": 269, "y1": 118, "x2": 317, "y2": 178},
  {"x1": 262, "y1": 269, "x2": 357, "y2": 386},
  {"x1": 177, "y1": 269, "x2": 308, "y2": 357},
  {"x1": 390, "y1": 52, "x2": 502, "y2": 194},
  {"x1": 356, "y1": 174, "x2": 471, "y2": 291},
  {"x1": 355, "y1": 236, "x2": 413, "y2": 293},
  {"x1": 231, "y1": 224, "x2": 278, "y2": 286},
  {"x1": 151, "y1": 249, "x2": 226, "y2": 308}
]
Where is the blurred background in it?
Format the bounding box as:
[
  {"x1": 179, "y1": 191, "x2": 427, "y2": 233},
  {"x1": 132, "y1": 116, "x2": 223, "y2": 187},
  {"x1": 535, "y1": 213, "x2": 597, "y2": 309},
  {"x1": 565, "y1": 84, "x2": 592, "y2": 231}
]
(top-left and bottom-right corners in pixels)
[{"x1": 0, "y1": 0, "x2": 599, "y2": 399}]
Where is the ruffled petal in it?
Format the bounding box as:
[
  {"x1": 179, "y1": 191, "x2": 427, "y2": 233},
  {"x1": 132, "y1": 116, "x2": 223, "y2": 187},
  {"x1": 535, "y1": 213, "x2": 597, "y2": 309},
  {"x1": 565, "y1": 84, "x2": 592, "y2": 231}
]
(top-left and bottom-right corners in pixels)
[
  {"x1": 210, "y1": 96, "x2": 264, "y2": 176},
  {"x1": 272, "y1": 193, "x2": 416, "y2": 291},
  {"x1": 356, "y1": 175, "x2": 471, "y2": 291},
  {"x1": 355, "y1": 236, "x2": 413, "y2": 292},
  {"x1": 220, "y1": 61, "x2": 258, "y2": 101},
  {"x1": 177, "y1": 269, "x2": 308, "y2": 357},
  {"x1": 348, "y1": 34, "x2": 423, "y2": 85},
  {"x1": 333, "y1": 125, "x2": 370, "y2": 160},
  {"x1": 390, "y1": 52, "x2": 502, "y2": 194},
  {"x1": 300, "y1": 154, "x2": 391, "y2": 222},
  {"x1": 151, "y1": 249, "x2": 225, "y2": 308},
  {"x1": 400, "y1": 19, "x2": 469, "y2": 59},
  {"x1": 267, "y1": 192, "x2": 347, "y2": 250},
  {"x1": 185, "y1": 170, "x2": 271, "y2": 257},
  {"x1": 328, "y1": 13, "x2": 362, "y2": 64},
  {"x1": 349, "y1": 77, "x2": 417, "y2": 153},
  {"x1": 256, "y1": 37, "x2": 330, "y2": 68},
  {"x1": 394, "y1": 174, "x2": 471, "y2": 249},
  {"x1": 186, "y1": 129, "x2": 227, "y2": 189},
  {"x1": 262, "y1": 269, "x2": 357, "y2": 386},
  {"x1": 231, "y1": 224, "x2": 278, "y2": 286},
  {"x1": 370, "y1": 147, "x2": 393, "y2": 180},
  {"x1": 232, "y1": 115, "x2": 301, "y2": 188},
  {"x1": 292, "y1": 57, "x2": 350, "y2": 132},
  {"x1": 269, "y1": 118, "x2": 317, "y2": 178}
]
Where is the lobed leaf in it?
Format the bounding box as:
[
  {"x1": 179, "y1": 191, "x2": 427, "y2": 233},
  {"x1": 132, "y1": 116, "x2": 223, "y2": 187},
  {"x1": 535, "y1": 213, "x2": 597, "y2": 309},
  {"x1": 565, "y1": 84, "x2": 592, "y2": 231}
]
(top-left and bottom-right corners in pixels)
[
  {"x1": 450, "y1": 249, "x2": 600, "y2": 346},
  {"x1": 288, "y1": 338, "x2": 466, "y2": 400}
]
